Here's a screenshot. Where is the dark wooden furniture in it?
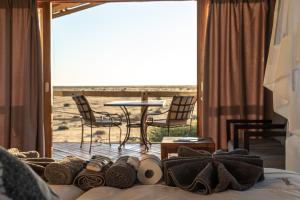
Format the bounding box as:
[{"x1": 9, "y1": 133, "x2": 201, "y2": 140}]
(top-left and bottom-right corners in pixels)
[
  {"x1": 160, "y1": 137, "x2": 215, "y2": 159},
  {"x1": 104, "y1": 100, "x2": 165, "y2": 151},
  {"x1": 226, "y1": 119, "x2": 286, "y2": 151}
]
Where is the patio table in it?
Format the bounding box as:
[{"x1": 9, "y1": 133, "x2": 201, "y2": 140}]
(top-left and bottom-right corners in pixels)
[{"x1": 104, "y1": 100, "x2": 165, "y2": 151}]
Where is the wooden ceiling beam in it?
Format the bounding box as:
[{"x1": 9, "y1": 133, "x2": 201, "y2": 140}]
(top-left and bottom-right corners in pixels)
[
  {"x1": 53, "y1": 3, "x2": 82, "y2": 12},
  {"x1": 53, "y1": 3, "x2": 104, "y2": 18}
]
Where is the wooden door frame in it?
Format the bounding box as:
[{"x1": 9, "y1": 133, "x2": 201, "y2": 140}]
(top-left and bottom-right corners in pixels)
[
  {"x1": 38, "y1": 0, "x2": 202, "y2": 157},
  {"x1": 38, "y1": 2, "x2": 52, "y2": 157}
]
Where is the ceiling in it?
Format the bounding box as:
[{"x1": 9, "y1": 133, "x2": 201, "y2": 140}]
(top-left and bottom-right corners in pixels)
[
  {"x1": 45, "y1": 0, "x2": 189, "y2": 18},
  {"x1": 52, "y1": 3, "x2": 104, "y2": 18}
]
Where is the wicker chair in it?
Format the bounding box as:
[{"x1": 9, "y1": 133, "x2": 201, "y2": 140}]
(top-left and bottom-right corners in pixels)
[
  {"x1": 72, "y1": 94, "x2": 122, "y2": 153},
  {"x1": 146, "y1": 96, "x2": 197, "y2": 138}
]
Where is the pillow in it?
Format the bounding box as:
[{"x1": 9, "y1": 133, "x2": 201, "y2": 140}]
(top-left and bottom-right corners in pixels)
[{"x1": 0, "y1": 146, "x2": 60, "y2": 200}]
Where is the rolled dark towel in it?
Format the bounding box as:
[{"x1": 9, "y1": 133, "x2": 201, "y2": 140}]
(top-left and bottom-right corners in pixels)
[
  {"x1": 105, "y1": 156, "x2": 137, "y2": 189},
  {"x1": 74, "y1": 169, "x2": 107, "y2": 191},
  {"x1": 44, "y1": 156, "x2": 86, "y2": 184},
  {"x1": 74, "y1": 156, "x2": 113, "y2": 191},
  {"x1": 25, "y1": 161, "x2": 47, "y2": 179}
]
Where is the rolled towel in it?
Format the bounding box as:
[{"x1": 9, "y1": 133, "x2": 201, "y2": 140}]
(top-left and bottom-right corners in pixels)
[
  {"x1": 86, "y1": 155, "x2": 112, "y2": 172},
  {"x1": 7, "y1": 148, "x2": 20, "y2": 154},
  {"x1": 23, "y1": 158, "x2": 55, "y2": 167},
  {"x1": 25, "y1": 162, "x2": 47, "y2": 180},
  {"x1": 23, "y1": 157, "x2": 55, "y2": 180},
  {"x1": 7, "y1": 148, "x2": 40, "y2": 158},
  {"x1": 127, "y1": 156, "x2": 140, "y2": 170},
  {"x1": 21, "y1": 151, "x2": 40, "y2": 158},
  {"x1": 7, "y1": 148, "x2": 26, "y2": 158},
  {"x1": 44, "y1": 156, "x2": 86, "y2": 184},
  {"x1": 73, "y1": 168, "x2": 110, "y2": 191},
  {"x1": 137, "y1": 155, "x2": 162, "y2": 185},
  {"x1": 105, "y1": 156, "x2": 137, "y2": 189}
]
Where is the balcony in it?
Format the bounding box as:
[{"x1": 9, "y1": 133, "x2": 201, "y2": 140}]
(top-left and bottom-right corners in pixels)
[{"x1": 52, "y1": 86, "x2": 197, "y2": 159}]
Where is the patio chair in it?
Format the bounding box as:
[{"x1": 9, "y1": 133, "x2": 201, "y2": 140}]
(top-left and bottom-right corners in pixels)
[
  {"x1": 72, "y1": 94, "x2": 122, "y2": 154},
  {"x1": 146, "y1": 96, "x2": 197, "y2": 138}
]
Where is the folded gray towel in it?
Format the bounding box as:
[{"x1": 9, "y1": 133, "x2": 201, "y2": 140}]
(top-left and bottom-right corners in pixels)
[
  {"x1": 163, "y1": 146, "x2": 264, "y2": 194},
  {"x1": 105, "y1": 156, "x2": 137, "y2": 189},
  {"x1": 177, "y1": 146, "x2": 248, "y2": 157}
]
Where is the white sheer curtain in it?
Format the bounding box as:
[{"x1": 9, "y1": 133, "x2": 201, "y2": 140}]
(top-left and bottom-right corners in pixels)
[{"x1": 264, "y1": 0, "x2": 300, "y2": 172}]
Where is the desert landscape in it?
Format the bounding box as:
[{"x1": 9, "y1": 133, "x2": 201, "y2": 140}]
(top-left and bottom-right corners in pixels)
[{"x1": 53, "y1": 86, "x2": 197, "y2": 143}]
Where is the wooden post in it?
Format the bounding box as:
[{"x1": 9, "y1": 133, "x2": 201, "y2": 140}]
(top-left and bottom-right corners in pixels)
[
  {"x1": 141, "y1": 91, "x2": 148, "y2": 115},
  {"x1": 40, "y1": 2, "x2": 52, "y2": 157},
  {"x1": 141, "y1": 92, "x2": 148, "y2": 124},
  {"x1": 140, "y1": 92, "x2": 148, "y2": 144}
]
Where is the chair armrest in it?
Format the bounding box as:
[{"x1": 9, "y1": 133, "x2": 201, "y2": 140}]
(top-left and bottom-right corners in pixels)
[
  {"x1": 146, "y1": 110, "x2": 169, "y2": 123},
  {"x1": 93, "y1": 111, "x2": 110, "y2": 116},
  {"x1": 226, "y1": 119, "x2": 272, "y2": 142},
  {"x1": 233, "y1": 123, "x2": 286, "y2": 149},
  {"x1": 108, "y1": 113, "x2": 123, "y2": 122},
  {"x1": 93, "y1": 111, "x2": 122, "y2": 122},
  {"x1": 147, "y1": 110, "x2": 169, "y2": 116},
  {"x1": 244, "y1": 130, "x2": 286, "y2": 151}
]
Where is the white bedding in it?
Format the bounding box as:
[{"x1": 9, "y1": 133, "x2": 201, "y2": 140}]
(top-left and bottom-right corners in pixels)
[{"x1": 51, "y1": 168, "x2": 300, "y2": 200}]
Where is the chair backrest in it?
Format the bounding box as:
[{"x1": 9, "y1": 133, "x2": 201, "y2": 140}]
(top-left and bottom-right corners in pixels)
[
  {"x1": 167, "y1": 96, "x2": 197, "y2": 123},
  {"x1": 72, "y1": 94, "x2": 96, "y2": 123}
]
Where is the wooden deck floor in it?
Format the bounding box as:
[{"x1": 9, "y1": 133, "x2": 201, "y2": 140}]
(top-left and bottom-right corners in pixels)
[{"x1": 53, "y1": 142, "x2": 161, "y2": 161}]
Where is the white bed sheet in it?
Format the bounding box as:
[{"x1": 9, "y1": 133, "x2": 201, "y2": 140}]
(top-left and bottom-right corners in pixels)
[
  {"x1": 77, "y1": 168, "x2": 300, "y2": 200},
  {"x1": 52, "y1": 168, "x2": 300, "y2": 200}
]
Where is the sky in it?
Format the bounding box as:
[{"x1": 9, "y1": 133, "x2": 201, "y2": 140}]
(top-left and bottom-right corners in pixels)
[{"x1": 52, "y1": 1, "x2": 197, "y2": 86}]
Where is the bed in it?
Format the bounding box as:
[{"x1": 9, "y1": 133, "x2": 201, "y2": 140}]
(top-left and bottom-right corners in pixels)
[{"x1": 50, "y1": 168, "x2": 300, "y2": 200}]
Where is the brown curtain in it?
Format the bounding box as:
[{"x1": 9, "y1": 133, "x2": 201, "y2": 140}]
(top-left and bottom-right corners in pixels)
[
  {"x1": 199, "y1": 0, "x2": 276, "y2": 149},
  {"x1": 0, "y1": 0, "x2": 44, "y2": 154}
]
